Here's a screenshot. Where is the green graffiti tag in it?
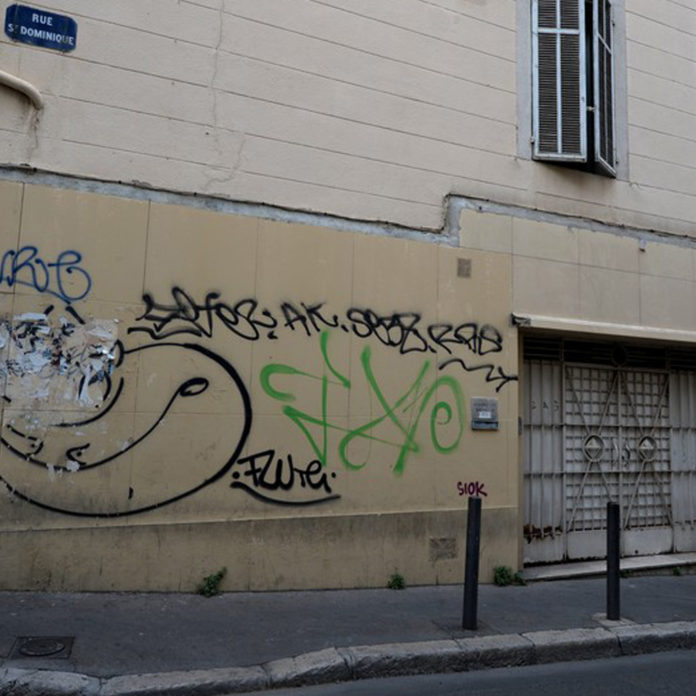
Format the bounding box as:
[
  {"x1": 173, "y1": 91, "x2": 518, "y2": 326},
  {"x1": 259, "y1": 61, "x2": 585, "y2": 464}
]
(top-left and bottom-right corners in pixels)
[{"x1": 260, "y1": 332, "x2": 464, "y2": 475}]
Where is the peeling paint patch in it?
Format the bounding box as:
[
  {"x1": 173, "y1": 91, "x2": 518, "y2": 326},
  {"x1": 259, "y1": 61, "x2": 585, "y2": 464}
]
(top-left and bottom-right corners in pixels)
[{"x1": 0, "y1": 314, "x2": 118, "y2": 407}]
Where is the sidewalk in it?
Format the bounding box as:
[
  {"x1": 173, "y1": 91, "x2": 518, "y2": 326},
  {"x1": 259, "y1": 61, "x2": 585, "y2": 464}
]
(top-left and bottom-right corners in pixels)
[{"x1": 1, "y1": 574, "x2": 696, "y2": 695}]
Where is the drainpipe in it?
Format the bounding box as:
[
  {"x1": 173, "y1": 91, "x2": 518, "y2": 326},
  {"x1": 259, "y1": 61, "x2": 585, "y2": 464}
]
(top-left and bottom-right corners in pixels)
[{"x1": 0, "y1": 69, "x2": 43, "y2": 110}]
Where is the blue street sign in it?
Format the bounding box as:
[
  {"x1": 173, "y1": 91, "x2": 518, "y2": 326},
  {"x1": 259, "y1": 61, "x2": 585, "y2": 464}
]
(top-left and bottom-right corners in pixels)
[{"x1": 4, "y1": 4, "x2": 77, "y2": 52}]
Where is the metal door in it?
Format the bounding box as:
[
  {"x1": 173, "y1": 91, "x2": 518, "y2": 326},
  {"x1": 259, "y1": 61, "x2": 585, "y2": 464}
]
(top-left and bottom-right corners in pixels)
[{"x1": 523, "y1": 337, "x2": 696, "y2": 564}]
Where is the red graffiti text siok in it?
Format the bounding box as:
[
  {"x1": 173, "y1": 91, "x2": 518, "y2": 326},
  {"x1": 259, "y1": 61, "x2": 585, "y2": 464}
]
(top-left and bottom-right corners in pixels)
[{"x1": 457, "y1": 481, "x2": 487, "y2": 497}]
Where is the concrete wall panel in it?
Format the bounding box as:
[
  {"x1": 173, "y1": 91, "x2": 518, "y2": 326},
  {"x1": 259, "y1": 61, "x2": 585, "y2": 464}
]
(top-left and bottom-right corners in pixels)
[{"x1": 0, "y1": 182, "x2": 519, "y2": 590}]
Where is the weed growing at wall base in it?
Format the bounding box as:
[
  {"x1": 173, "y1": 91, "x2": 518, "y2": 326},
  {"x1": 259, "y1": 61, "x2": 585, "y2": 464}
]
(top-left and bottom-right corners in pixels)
[
  {"x1": 387, "y1": 572, "x2": 406, "y2": 590},
  {"x1": 493, "y1": 565, "x2": 526, "y2": 586},
  {"x1": 198, "y1": 567, "x2": 227, "y2": 597}
]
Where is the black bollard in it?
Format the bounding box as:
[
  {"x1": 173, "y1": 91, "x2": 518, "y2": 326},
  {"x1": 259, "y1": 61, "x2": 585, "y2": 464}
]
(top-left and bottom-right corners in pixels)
[
  {"x1": 606, "y1": 501, "x2": 621, "y2": 620},
  {"x1": 462, "y1": 496, "x2": 482, "y2": 630}
]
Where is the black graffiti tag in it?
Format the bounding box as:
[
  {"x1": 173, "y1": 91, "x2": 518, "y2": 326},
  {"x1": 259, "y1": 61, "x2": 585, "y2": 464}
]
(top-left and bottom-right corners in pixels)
[
  {"x1": 438, "y1": 357, "x2": 518, "y2": 393},
  {"x1": 132, "y1": 289, "x2": 513, "y2": 369},
  {"x1": 130, "y1": 287, "x2": 278, "y2": 341},
  {"x1": 231, "y1": 449, "x2": 339, "y2": 506},
  {"x1": 0, "y1": 341, "x2": 252, "y2": 517},
  {"x1": 346, "y1": 309, "x2": 432, "y2": 354}
]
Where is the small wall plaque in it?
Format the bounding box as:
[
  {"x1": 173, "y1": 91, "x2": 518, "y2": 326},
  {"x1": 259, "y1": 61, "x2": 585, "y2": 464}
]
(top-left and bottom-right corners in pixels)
[{"x1": 471, "y1": 397, "x2": 499, "y2": 430}]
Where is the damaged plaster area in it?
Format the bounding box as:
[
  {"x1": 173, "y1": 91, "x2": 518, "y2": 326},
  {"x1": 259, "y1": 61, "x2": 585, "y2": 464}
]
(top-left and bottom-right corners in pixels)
[
  {"x1": 0, "y1": 312, "x2": 117, "y2": 408},
  {"x1": 0, "y1": 312, "x2": 120, "y2": 495}
]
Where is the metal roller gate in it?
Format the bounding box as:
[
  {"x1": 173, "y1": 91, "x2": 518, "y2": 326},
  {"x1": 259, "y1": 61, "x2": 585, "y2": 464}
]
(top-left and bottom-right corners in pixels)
[{"x1": 523, "y1": 336, "x2": 696, "y2": 564}]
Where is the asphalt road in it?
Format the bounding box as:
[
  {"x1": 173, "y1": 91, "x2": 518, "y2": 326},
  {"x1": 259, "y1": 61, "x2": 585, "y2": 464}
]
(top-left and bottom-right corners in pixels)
[{"x1": 245, "y1": 650, "x2": 696, "y2": 695}]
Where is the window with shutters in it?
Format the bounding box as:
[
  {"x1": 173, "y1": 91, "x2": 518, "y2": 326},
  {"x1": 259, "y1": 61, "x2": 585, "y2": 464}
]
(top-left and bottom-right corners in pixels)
[{"x1": 532, "y1": 0, "x2": 615, "y2": 176}]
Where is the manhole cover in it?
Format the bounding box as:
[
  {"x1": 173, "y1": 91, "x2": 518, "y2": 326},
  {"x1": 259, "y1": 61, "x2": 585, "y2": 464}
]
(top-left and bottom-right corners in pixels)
[{"x1": 10, "y1": 636, "x2": 74, "y2": 659}]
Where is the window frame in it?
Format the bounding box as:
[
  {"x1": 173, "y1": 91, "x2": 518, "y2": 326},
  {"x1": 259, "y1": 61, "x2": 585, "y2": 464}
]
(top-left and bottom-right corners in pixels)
[
  {"x1": 532, "y1": 0, "x2": 588, "y2": 163},
  {"x1": 520, "y1": 0, "x2": 626, "y2": 179},
  {"x1": 592, "y1": 0, "x2": 616, "y2": 176}
]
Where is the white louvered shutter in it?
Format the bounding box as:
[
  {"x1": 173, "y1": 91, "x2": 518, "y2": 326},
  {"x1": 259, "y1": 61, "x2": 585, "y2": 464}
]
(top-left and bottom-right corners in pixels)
[
  {"x1": 593, "y1": 0, "x2": 616, "y2": 175},
  {"x1": 532, "y1": 0, "x2": 587, "y2": 161}
]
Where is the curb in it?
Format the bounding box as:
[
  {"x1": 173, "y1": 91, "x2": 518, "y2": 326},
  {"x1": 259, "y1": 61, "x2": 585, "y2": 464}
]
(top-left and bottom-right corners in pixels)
[{"x1": 2, "y1": 621, "x2": 696, "y2": 695}]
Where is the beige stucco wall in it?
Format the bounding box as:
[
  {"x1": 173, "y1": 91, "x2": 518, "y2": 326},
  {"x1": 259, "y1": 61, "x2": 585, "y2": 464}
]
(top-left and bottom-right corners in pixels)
[
  {"x1": 1, "y1": 1, "x2": 693, "y2": 592},
  {"x1": 455, "y1": 204, "x2": 696, "y2": 570},
  {"x1": 459, "y1": 207, "x2": 696, "y2": 335},
  {"x1": 0, "y1": 180, "x2": 519, "y2": 591},
  {"x1": 2, "y1": 178, "x2": 694, "y2": 591},
  {"x1": 0, "y1": 1, "x2": 694, "y2": 238}
]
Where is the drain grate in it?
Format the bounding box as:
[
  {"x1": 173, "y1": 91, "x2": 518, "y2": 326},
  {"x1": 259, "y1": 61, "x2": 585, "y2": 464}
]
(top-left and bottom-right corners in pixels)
[{"x1": 10, "y1": 636, "x2": 74, "y2": 659}]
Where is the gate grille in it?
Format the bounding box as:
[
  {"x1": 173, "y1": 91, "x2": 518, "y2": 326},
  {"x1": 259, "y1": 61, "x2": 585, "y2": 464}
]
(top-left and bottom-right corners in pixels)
[
  {"x1": 523, "y1": 336, "x2": 696, "y2": 563},
  {"x1": 564, "y1": 366, "x2": 671, "y2": 533}
]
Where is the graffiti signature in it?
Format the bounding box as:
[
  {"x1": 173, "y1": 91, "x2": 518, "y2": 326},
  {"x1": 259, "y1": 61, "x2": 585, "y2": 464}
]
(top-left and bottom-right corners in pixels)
[
  {"x1": 0, "y1": 246, "x2": 91, "y2": 303},
  {"x1": 260, "y1": 331, "x2": 465, "y2": 476},
  {"x1": 231, "y1": 448, "x2": 339, "y2": 506}
]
